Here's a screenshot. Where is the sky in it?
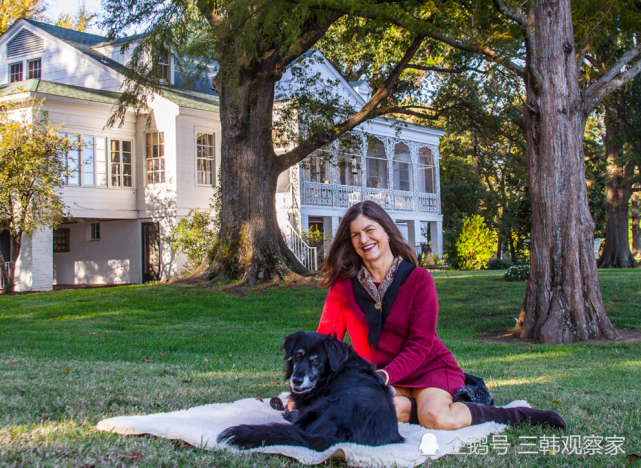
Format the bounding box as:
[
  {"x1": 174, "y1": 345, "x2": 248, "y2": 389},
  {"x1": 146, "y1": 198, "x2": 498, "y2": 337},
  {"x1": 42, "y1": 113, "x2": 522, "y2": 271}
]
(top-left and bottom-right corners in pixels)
[{"x1": 46, "y1": 0, "x2": 142, "y2": 36}]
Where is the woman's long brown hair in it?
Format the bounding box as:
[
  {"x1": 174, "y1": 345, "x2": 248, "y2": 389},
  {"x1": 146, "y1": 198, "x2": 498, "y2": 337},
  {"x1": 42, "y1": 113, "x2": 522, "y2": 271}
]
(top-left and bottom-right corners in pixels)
[{"x1": 320, "y1": 200, "x2": 418, "y2": 288}]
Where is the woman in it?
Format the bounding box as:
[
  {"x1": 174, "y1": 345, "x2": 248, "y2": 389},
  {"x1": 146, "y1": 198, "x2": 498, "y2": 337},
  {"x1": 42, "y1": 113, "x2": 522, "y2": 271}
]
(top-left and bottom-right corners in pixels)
[{"x1": 317, "y1": 201, "x2": 566, "y2": 430}]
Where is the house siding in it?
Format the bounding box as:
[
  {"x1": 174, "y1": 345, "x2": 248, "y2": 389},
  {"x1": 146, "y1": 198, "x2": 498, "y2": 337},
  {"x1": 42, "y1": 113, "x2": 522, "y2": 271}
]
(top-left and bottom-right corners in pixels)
[{"x1": 53, "y1": 220, "x2": 141, "y2": 285}]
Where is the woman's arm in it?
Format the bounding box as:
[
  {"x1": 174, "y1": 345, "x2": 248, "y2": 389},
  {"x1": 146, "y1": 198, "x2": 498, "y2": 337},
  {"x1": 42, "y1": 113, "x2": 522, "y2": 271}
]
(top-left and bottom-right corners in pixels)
[
  {"x1": 380, "y1": 270, "x2": 438, "y2": 385},
  {"x1": 316, "y1": 282, "x2": 347, "y2": 340}
]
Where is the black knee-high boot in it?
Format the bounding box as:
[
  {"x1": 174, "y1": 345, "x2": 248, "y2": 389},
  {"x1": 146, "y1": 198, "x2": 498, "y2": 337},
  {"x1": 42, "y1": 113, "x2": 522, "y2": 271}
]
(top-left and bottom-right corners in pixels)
[{"x1": 462, "y1": 402, "x2": 567, "y2": 429}]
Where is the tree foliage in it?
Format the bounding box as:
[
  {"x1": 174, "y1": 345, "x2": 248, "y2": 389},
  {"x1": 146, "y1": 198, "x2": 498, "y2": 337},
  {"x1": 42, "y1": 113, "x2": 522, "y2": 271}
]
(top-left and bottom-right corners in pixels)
[
  {"x1": 169, "y1": 208, "x2": 216, "y2": 274},
  {"x1": 0, "y1": 0, "x2": 47, "y2": 35},
  {"x1": 456, "y1": 215, "x2": 497, "y2": 270},
  {"x1": 56, "y1": 2, "x2": 96, "y2": 32},
  {"x1": 0, "y1": 99, "x2": 84, "y2": 293}
]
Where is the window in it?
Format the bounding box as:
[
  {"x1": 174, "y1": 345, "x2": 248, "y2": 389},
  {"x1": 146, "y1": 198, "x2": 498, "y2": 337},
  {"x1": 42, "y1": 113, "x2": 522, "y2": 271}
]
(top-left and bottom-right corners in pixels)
[
  {"x1": 145, "y1": 132, "x2": 165, "y2": 184},
  {"x1": 366, "y1": 139, "x2": 388, "y2": 189},
  {"x1": 59, "y1": 134, "x2": 108, "y2": 187},
  {"x1": 65, "y1": 135, "x2": 81, "y2": 185},
  {"x1": 111, "y1": 139, "x2": 133, "y2": 187},
  {"x1": 196, "y1": 132, "x2": 215, "y2": 185},
  {"x1": 27, "y1": 58, "x2": 40, "y2": 79},
  {"x1": 338, "y1": 141, "x2": 361, "y2": 186},
  {"x1": 83, "y1": 136, "x2": 108, "y2": 186},
  {"x1": 89, "y1": 223, "x2": 100, "y2": 241},
  {"x1": 9, "y1": 62, "x2": 22, "y2": 82},
  {"x1": 53, "y1": 229, "x2": 69, "y2": 252},
  {"x1": 305, "y1": 149, "x2": 331, "y2": 183},
  {"x1": 157, "y1": 53, "x2": 171, "y2": 81},
  {"x1": 417, "y1": 146, "x2": 436, "y2": 193},
  {"x1": 393, "y1": 143, "x2": 412, "y2": 192}
]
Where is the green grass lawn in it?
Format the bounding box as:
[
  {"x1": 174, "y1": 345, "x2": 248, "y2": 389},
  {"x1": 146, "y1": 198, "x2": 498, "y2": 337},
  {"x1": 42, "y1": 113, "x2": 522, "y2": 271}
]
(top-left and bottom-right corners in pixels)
[{"x1": 0, "y1": 269, "x2": 639, "y2": 467}]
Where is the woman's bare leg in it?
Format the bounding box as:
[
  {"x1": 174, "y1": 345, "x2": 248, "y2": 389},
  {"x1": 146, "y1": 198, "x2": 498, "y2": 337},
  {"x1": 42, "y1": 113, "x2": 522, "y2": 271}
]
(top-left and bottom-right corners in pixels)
[
  {"x1": 411, "y1": 387, "x2": 472, "y2": 430},
  {"x1": 391, "y1": 386, "x2": 412, "y2": 423}
]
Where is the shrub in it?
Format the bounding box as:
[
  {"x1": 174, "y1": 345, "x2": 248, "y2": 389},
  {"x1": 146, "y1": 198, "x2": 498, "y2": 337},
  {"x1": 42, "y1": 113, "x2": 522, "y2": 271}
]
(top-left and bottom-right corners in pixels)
[
  {"x1": 169, "y1": 208, "x2": 216, "y2": 274},
  {"x1": 487, "y1": 258, "x2": 514, "y2": 270},
  {"x1": 504, "y1": 264, "x2": 530, "y2": 281},
  {"x1": 456, "y1": 215, "x2": 497, "y2": 270}
]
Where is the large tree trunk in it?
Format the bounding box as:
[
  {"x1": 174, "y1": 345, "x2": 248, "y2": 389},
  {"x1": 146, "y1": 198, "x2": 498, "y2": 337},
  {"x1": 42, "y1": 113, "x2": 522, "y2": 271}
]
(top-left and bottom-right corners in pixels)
[
  {"x1": 597, "y1": 115, "x2": 637, "y2": 268},
  {"x1": 211, "y1": 67, "x2": 306, "y2": 286},
  {"x1": 519, "y1": 0, "x2": 620, "y2": 344},
  {"x1": 632, "y1": 189, "x2": 641, "y2": 260},
  {"x1": 1, "y1": 233, "x2": 21, "y2": 294}
]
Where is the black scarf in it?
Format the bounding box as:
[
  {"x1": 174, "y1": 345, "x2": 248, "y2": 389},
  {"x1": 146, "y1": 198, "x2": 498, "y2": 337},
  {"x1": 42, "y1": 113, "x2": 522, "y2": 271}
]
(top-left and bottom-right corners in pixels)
[{"x1": 351, "y1": 260, "x2": 416, "y2": 349}]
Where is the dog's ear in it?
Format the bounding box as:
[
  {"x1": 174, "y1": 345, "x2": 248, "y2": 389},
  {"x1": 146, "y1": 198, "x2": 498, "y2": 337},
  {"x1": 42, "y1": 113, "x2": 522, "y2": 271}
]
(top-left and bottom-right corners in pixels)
[
  {"x1": 281, "y1": 331, "x2": 306, "y2": 360},
  {"x1": 323, "y1": 335, "x2": 350, "y2": 372}
]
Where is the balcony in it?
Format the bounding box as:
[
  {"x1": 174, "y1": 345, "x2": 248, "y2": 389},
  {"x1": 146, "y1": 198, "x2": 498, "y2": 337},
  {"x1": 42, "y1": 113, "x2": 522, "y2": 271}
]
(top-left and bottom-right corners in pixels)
[{"x1": 301, "y1": 181, "x2": 440, "y2": 214}]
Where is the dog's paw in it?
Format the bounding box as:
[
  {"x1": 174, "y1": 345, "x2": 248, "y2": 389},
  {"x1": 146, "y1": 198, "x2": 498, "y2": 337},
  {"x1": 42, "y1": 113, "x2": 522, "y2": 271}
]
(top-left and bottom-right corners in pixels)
[
  {"x1": 217, "y1": 425, "x2": 260, "y2": 450},
  {"x1": 270, "y1": 396, "x2": 285, "y2": 411},
  {"x1": 282, "y1": 408, "x2": 299, "y2": 423}
]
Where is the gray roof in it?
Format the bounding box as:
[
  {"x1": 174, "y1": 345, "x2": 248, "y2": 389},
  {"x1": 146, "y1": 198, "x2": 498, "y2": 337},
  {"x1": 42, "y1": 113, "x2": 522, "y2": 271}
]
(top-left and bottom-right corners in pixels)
[
  {"x1": 23, "y1": 19, "x2": 126, "y2": 75},
  {"x1": 0, "y1": 79, "x2": 219, "y2": 112}
]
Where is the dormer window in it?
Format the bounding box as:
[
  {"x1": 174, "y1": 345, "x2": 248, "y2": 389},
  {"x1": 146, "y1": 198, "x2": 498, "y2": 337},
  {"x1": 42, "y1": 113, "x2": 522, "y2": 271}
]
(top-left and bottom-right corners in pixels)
[
  {"x1": 27, "y1": 59, "x2": 41, "y2": 79},
  {"x1": 157, "y1": 53, "x2": 170, "y2": 82},
  {"x1": 9, "y1": 62, "x2": 22, "y2": 82}
]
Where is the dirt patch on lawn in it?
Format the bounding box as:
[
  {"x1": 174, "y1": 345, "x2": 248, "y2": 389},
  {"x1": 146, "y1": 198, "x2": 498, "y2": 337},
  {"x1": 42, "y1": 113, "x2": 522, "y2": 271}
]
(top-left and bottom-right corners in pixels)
[{"x1": 477, "y1": 328, "x2": 641, "y2": 344}]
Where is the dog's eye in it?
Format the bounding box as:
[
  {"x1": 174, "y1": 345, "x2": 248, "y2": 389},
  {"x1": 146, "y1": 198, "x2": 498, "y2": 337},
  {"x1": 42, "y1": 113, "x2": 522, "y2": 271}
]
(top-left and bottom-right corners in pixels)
[
  {"x1": 311, "y1": 358, "x2": 320, "y2": 365},
  {"x1": 294, "y1": 352, "x2": 303, "y2": 360}
]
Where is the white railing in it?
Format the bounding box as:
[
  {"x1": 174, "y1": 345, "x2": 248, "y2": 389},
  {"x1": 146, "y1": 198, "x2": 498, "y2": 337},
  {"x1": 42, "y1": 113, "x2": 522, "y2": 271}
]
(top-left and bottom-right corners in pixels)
[
  {"x1": 283, "y1": 223, "x2": 318, "y2": 271},
  {"x1": 0, "y1": 262, "x2": 9, "y2": 289},
  {"x1": 301, "y1": 181, "x2": 440, "y2": 213}
]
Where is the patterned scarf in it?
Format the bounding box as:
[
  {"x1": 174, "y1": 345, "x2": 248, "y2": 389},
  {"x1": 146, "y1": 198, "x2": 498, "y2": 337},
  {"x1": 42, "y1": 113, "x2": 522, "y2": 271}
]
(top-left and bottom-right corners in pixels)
[{"x1": 356, "y1": 256, "x2": 402, "y2": 311}]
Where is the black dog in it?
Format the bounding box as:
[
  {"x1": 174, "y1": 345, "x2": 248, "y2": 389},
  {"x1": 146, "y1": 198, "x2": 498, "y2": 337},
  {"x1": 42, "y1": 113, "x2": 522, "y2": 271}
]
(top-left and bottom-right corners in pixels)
[{"x1": 217, "y1": 331, "x2": 403, "y2": 452}]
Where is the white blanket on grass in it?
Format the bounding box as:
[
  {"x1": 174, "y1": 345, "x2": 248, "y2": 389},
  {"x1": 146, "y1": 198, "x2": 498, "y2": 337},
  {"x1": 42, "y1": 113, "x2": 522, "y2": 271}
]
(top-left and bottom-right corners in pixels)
[{"x1": 96, "y1": 396, "x2": 530, "y2": 467}]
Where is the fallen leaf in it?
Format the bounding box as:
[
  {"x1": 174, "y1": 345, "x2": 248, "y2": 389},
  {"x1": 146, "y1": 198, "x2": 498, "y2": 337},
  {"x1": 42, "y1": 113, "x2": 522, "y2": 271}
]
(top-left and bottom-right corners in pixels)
[
  {"x1": 182, "y1": 378, "x2": 192, "y2": 383},
  {"x1": 159, "y1": 370, "x2": 170, "y2": 377},
  {"x1": 15, "y1": 387, "x2": 24, "y2": 393},
  {"x1": 615, "y1": 348, "x2": 620, "y2": 355},
  {"x1": 628, "y1": 454, "x2": 640, "y2": 463},
  {"x1": 269, "y1": 382, "x2": 279, "y2": 385},
  {"x1": 63, "y1": 367, "x2": 72, "y2": 374},
  {"x1": 144, "y1": 358, "x2": 154, "y2": 363},
  {"x1": 27, "y1": 376, "x2": 35, "y2": 380},
  {"x1": 552, "y1": 400, "x2": 560, "y2": 405},
  {"x1": 2, "y1": 377, "x2": 7, "y2": 380},
  {"x1": 255, "y1": 398, "x2": 264, "y2": 402},
  {"x1": 203, "y1": 358, "x2": 209, "y2": 362},
  {"x1": 79, "y1": 464, "x2": 95, "y2": 468},
  {"x1": 88, "y1": 332, "x2": 96, "y2": 336},
  {"x1": 16, "y1": 344, "x2": 22, "y2": 347},
  {"x1": 159, "y1": 352, "x2": 164, "y2": 357},
  {"x1": 7, "y1": 362, "x2": 16, "y2": 366},
  {"x1": 200, "y1": 381, "x2": 205, "y2": 385},
  {"x1": 119, "y1": 451, "x2": 142, "y2": 460}
]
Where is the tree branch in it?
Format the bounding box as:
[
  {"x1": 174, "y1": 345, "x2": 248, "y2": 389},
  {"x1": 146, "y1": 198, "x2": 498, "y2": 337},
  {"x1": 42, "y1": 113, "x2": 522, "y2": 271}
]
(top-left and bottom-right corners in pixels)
[
  {"x1": 406, "y1": 64, "x2": 486, "y2": 74},
  {"x1": 373, "y1": 105, "x2": 440, "y2": 120},
  {"x1": 492, "y1": 0, "x2": 538, "y2": 89},
  {"x1": 320, "y1": 7, "x2": 526, "y2": 78},
  {"x1": 276, "y1": 35, "x2": 425, "y2": 170},
  {"x1": 584, "y1": 44, "x2": 641, "y2": 111}
]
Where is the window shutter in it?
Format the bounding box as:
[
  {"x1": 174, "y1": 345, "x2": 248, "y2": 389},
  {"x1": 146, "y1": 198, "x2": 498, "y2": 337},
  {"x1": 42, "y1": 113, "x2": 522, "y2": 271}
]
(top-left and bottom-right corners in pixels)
[{"x1": 7, "y1": 30, "x2": 44, "y2": 59}]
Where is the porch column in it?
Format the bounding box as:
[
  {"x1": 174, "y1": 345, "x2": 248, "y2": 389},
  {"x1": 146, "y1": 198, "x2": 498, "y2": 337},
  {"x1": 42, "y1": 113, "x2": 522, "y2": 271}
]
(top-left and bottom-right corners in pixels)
[
  {"x1": 408, "y1": 220, "x2": 417, "y2": 247},
  {"x1": 300, "y1": 213, "x2": 309, "y2": 233},
  {"x1": 430, "y1": 221, "x2": 443, "y2": 257},
  {"x1": 331, "y1": 216, "x2": 339, "y2": 238}
]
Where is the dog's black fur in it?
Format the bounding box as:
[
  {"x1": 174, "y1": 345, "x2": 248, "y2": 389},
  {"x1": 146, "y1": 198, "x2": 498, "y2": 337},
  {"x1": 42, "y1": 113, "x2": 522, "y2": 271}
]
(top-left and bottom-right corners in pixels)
[{"x1": 217, "y1": 331, "x2": 403, "y2": 452}]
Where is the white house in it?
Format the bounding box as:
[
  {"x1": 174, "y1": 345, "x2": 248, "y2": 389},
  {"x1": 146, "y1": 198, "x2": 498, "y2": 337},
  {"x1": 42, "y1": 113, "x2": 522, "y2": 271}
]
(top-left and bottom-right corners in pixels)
[{"x1": 0, "y1": 19, "x2": 444, "y2": 291}]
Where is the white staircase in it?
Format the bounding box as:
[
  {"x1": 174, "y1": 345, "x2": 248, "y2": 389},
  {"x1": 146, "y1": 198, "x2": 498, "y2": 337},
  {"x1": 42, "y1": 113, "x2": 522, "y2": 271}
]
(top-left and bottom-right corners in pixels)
[{"x1": 277, "y1": 183, "x2": 318, "y2": 271}]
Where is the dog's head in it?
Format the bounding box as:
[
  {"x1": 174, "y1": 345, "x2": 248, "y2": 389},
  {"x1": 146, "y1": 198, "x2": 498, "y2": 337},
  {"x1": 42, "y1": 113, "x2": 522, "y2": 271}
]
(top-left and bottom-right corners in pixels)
[{"x1": 281, "y1": 331, "x2": 350, "y2": 394}]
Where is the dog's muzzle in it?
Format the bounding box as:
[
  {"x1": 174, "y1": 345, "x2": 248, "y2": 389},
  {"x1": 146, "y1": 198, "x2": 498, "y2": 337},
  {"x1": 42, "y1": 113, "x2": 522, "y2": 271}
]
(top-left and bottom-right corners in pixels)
[{"x1": 290, "y1": 376, "x2": 314, "y2": 394}]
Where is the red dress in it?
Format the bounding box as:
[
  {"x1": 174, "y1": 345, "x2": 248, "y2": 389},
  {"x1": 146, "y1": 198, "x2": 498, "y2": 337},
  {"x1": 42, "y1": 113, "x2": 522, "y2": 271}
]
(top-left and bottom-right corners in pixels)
[{"x1": 317, "y1": 266, "x2": 465, "y2": 395}]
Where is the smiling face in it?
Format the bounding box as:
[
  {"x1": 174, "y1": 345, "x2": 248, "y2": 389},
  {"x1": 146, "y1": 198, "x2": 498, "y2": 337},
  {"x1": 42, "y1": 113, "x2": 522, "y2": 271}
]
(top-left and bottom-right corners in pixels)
[{"x1": 350, "y1": 215, "x2": 392, "y2": 264}]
